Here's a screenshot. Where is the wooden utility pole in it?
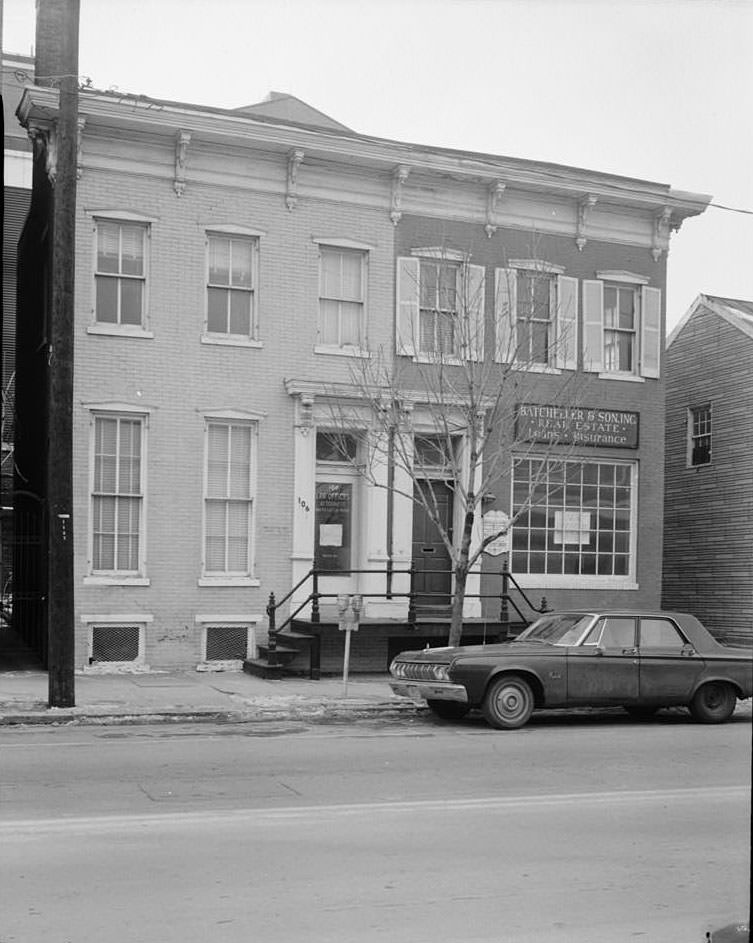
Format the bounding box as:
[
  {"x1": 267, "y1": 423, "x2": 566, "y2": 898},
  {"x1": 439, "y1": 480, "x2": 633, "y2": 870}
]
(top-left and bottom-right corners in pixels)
[{"x1": 35, "y1": 0, "x2": 80, "y2": 707}]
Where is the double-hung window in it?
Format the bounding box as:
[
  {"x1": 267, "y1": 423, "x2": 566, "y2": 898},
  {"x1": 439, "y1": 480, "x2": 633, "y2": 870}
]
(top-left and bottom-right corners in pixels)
[
  {"x1": 207, "y1": 234, "x2": 257, "y2": 339},
  {"x1": 687, "y1": 404, "x2": 712, "y2": 466},
  {"x1": 494, "y1": 261, "x2": 578, "y2": 370},
  {"x1": 396, "y1": 251, "x2": 485, "y2": 361},
  {"x1": 91, "y1": 415, "x2": 145, "y2": 575},
  {"x1": 204, "y1": 422, "x2": 255, "y2": 577},
  {"x1": 318, "y1": 246, "x2": 366, "y2": 350},
  {"x1": 582, "y1": 271, "x2": 661, "y2": 378},
  {"x1": 95, "y1": 220, "x2": 147, "y2": 327}
]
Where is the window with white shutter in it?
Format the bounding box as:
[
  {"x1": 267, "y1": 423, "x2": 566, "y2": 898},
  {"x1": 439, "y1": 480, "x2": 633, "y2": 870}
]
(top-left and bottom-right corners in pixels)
[{"x1": 582, "y1": 272, "x2": 662, "y2": 379}]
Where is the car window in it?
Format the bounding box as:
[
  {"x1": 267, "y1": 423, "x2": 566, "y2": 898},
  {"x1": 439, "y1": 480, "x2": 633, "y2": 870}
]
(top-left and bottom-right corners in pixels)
[
  {"x1": 639, "y1": 618, "x2": 685, "y2": 651},
  {"x1": 582, "y1": 617, "x2": 636, "y2": 649}
]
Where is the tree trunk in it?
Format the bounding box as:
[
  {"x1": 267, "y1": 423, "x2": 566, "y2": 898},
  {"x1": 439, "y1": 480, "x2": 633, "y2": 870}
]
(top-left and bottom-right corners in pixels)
[{"x1": 447, "y1": 505, "x2": 476, "y2": 647}]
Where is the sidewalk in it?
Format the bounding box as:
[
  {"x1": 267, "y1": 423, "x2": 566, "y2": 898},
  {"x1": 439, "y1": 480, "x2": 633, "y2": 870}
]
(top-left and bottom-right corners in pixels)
[{"x1": 0, "y1": 668, "x2": 424, "y2": 727}]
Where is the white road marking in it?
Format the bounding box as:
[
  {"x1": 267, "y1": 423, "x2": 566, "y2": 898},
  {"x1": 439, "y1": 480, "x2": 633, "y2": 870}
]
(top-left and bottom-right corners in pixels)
[{"x1": 0, "y1": 785, "x2": 747, "y2": 836}]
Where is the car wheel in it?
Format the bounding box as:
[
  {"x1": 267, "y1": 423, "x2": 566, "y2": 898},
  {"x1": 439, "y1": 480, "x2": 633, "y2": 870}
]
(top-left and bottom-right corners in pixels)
[
  {"x1": 624, "y1": 706, "x2": 659, "y2": 719},
  {"x1": 483, "y1": 675, "x2": 535, "y2": 730},
  {"x1": 689, "y1": 682, "x2": 737, "y2": 724},
  {"x1": 426, "y1": 700, "x2": 470, "y2": 721}
]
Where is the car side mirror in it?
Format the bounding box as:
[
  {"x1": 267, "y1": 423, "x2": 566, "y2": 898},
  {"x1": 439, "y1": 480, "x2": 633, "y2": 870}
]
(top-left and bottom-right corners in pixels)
[
  {"x1": 594, "y1": 646, "x2": 604, "y2": 657},
  {"x1": 681, "y1": 644, "x2": 696, "y2": 657}
]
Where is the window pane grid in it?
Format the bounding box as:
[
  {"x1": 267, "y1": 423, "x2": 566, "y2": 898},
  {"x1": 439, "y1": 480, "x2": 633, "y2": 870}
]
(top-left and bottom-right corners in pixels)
[
  {"x1": 512, "y1": 459, "x2": 633, "y2": 577},
  {"x1": 603, "y1": 284, "x2": 638, "y2": 372},
  {"x1": 516, "y1": 272, "x2": 552, "y2": 364},
  {"x1": 419, "y1": 260, "x2": 459, "y2": 355},
  {"x1": 689, "y1": 405, "x2": 712, "y2": 465}
]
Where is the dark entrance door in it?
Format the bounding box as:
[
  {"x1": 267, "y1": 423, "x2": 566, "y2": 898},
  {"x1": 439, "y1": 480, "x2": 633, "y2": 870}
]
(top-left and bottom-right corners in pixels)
[{"x1": 412, "y1": 481, "x2": 453, "y2": 609}]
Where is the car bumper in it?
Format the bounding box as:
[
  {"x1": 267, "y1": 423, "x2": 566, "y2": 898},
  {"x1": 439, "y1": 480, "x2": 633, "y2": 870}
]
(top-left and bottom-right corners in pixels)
[{"x1": 389, "y1": 680, "x2": 469, "y2": 703}]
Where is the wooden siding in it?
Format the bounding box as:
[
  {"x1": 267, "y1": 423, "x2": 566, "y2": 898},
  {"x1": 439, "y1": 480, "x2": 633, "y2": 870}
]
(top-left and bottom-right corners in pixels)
[{"x1": 662, "y1": 306, "x2": 753, "y2": 644}]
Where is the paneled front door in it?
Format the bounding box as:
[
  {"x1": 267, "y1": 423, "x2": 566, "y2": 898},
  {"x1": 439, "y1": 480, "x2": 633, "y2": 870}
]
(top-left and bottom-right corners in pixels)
[{"x1": 411, "y1": 481, "x2": 453, "y2": 609}]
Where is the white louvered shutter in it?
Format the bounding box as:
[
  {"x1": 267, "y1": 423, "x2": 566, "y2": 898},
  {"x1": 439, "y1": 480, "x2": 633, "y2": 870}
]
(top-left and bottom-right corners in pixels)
[
  {"x1": 465, "y1": 264, "x2": 486, "y2": 361},
  {"x1": 555, "y1": 275, "x2": 579, "y2": 370},
  {"x1": 396, "y1": 257, "x2": 419, "y2": 356},
  {"x1": 494, "y1": 268, "x2": 516, "y2": 363},
  {"x1": 640, "y1": 286, "x2": 662, "y2": 378},
  {"x1": 582, "y1": 279, "x2": 604, "y2": 372}
]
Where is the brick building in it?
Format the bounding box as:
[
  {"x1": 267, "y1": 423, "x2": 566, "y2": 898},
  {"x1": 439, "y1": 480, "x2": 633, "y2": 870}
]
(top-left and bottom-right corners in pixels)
[
  {"x1": 663, "y1": 295, "x2": 753, "y2": 646},
  {"x1": 14, "y1": 83, "x2": 709, "y2": 672}
]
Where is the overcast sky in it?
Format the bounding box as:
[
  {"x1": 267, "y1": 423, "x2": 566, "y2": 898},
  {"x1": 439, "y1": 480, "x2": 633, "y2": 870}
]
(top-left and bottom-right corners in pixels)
[{"x1": 3, "y1": 0, "x2": 751, "y2": 333}]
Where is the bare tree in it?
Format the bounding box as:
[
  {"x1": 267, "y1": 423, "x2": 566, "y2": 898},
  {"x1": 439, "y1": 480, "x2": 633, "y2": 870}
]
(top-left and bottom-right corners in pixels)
[{"x1": 324, "y1": 245, "x2": 589, "y2": 647}]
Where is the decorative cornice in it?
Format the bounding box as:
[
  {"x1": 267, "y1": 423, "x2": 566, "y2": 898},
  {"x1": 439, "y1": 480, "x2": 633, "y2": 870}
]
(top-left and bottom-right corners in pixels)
[
  {"x1": 575, "y1": 194, "x2": 598, "y2": 251},
  {"x1": 174, "y1": 130, "x2": 191, "y2": 197},
  {"x1": 286, "y1": 148, "x2": 304, "y2": 210},
  {"x1": 484, "y1": 180, "x2": 506, "y2": 237},
  {"x1": 390, "y1": 164, "x2": 410, "y2": 225}
]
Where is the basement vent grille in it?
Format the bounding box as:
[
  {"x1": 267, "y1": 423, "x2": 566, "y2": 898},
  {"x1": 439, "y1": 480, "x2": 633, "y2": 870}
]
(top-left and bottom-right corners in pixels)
[
  {"x1": 91, "y1": 624, "x2": 140, "y2": 663},
  {"x1": 206, "y1": 625, "x2": 248, "y2": 661}
]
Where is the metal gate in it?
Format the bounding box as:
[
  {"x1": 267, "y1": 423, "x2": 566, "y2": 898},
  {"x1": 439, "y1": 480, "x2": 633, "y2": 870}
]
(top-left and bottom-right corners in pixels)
[{"x1": 0, "y1": 490, "x2": 47, "y2": 668}]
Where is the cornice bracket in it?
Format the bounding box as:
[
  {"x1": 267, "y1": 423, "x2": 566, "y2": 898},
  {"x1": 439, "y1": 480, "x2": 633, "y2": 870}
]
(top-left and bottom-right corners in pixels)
[
  {"x1": 651, "y1": 206, "x2": 672, "y2": 261},
  {"x1": 173, "y1": 130, "x2": 191, "y2": 197},
  {"x1": 390, "y1": 165, "x2": 411, "y2": 225},
  {"x1": 575, "y1": 194, "x2": 598, "y2": 251},
  {"x1": 286, "y1": 149, "x2": 305, "y2": 210},
  {"x1": 76, "y1": 116, "x2": 86, "y2": 179},
  {"x1": 484, "y1": 180, "x2": 506, "y2": 237},
  {"x1": 28, "y1": 122, "x2": 57, "y2": 184}
]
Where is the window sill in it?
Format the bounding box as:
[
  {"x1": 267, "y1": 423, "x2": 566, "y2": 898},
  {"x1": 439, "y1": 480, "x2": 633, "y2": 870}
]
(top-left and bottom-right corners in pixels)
[
  {"x1": 511, "y1": 363, "x2": 563, "y2": 375},
  {"x1": 83, "y1": 576, "x2": 151, "y2": 586},
  {"x1": 201, "y1": 335, "x2": 263, "y2": 349},
  {"x1": 412, "y1": 354, "x2": 464, "y2": 366},
  {"x1": 510, "y1": 575, "x2": 638, "y2": 590},
  {"x1": 87, "y1": 324, "x2": 154, "y2": 339},
  {"x1": 314, "y1": 344, "x2": 370, "y2": 359},
  {"x1": 597, "y1": 373, "x2": 646, "y2": 383},
  {"x1": 198, "y1": 576, "x2": 261, "y2": 588}
]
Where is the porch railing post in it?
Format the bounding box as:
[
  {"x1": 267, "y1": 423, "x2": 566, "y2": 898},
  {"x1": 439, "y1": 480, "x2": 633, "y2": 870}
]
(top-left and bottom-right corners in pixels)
[
  {"x1": 500, "y1": 558, "x2": 510, "y2": 640},
  {"x1": 266, "y1": 592, "x2": 278, "y2": 665},
  {"x1": 408, "y1": 562, "x2": 417, "y2": 631},
  {"x1": 311, "y1": 565, "x2": 320, "y2": 624}
]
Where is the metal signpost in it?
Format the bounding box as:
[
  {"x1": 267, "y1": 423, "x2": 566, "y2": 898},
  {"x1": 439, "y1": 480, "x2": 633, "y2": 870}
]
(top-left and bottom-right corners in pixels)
[{"x1": 337, "y1": 594, "x2": 362, "y2": 695}]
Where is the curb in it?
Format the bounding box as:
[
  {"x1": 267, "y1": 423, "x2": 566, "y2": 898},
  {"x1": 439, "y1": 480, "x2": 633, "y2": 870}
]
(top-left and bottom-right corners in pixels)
[{"x1": 0, "y1": 699, "x2": 427, "y2": 728}]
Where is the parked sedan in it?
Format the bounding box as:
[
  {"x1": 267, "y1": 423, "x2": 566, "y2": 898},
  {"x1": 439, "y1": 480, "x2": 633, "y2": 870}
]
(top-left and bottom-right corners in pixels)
[{"x1": 389, "y1": 611, "x2": 753, "y2": 729}]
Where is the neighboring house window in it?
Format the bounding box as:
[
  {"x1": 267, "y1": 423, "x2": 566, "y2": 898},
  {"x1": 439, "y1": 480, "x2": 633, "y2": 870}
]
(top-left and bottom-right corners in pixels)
[
  {"x1": 207, "y1": 234, "x2": 256, "y2": 338},
  {"x1": 494, "y1": 263, "x2": 578, "y2": 370},
  {"x1": 95, "y1": 220, "x2": 147, "y2": 326},
  {"x1": 396, "y1": 253, "x2": 485, "y2": 361},
  {"x1": 688, "y1": 405, "x2": 712, "y2": 466},
  {"x1": 204, "y1": 422, "x2": 255, "y2": 575},
  {"x1": 582, "y1": 272, "x2": 661, "y2": 378},
  {"x1": 511, "y1": 458, "x2": 635, "y2": 579},
  {"x1": 318, "y1": 247, "x2": 366, "y2": 349},
  {"x1": 91, "y1": 415, "x2": 144, "y2": 573}
]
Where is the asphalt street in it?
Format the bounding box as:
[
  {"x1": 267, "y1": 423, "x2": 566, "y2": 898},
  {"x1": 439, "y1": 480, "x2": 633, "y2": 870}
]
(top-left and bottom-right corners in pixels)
[{"x1": 1, "y1": 710, "x2": 750, "y2": 943}]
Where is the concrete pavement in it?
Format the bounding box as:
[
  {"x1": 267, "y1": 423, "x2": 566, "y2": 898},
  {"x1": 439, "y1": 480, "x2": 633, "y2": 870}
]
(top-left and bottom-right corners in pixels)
[{"x1": 0, "y1": 668, "x2": 424, "y2": 727}]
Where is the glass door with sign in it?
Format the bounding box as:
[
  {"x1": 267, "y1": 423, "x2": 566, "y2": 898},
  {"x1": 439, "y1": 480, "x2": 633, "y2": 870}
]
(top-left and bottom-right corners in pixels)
[{"x1": 314, "y1": 433, "x2": 360, "y2": 596}]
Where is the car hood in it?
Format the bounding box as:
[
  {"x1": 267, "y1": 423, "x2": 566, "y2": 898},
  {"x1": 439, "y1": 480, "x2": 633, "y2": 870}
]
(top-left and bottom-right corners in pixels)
[{"x1": 394, "y1": 641, "x2": 556, "y2": 663}]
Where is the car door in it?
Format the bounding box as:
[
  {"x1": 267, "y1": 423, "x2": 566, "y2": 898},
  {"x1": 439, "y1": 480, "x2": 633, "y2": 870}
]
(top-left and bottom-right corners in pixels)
[
  {"x1": 567, "y1": 616, "x2": 639, "y2": 705},
  {"x1": 638, "y1": 617, "x2": 705, "y2": 704}
]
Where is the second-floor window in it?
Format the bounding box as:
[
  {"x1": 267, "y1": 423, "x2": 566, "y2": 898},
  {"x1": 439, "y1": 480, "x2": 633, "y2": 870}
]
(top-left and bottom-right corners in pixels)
[
  {"x1": 688, "y1": 405, "x2": 712, "y2": 466},
  {"x1": 419, "y1": 260, "x2": 460, "y2": 356},
  {"x1": 516, "y1": 271, "x2": 554, "y2": 364},
  {"x1": 207, "y1": 235, "x2": 256, "y2": 338},
  {"x1": 318, "y1": 247, "x2": 366, "y2": 349},
  {"x1": 603, "y1": 283, "x2": 638, "y2": 372},
  {"x1": 95, "y1": 220, "x2": 147, "y2": 326}
]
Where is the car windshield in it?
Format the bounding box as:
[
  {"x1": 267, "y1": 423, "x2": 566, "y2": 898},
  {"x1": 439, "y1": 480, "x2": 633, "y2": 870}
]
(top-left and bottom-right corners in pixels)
[{"x1": 516, "y1": 613, "x2": 593, "y2": 646}]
